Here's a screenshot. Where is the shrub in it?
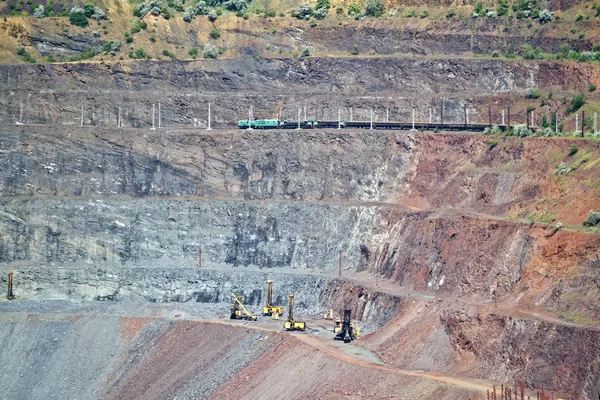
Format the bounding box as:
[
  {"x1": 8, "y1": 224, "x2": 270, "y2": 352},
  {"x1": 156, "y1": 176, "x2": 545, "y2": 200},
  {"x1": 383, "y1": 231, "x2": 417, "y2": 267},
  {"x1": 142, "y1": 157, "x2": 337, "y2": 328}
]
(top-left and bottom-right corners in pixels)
[
  {"x1": 488, "y1": 139, "x2": 498, "y2": 149},
  {"x1": 209, "y1": 28, "x2": 221, "y2": 39},
  {"x1": 347, "y1": 2, "x2": 360, "y2": 15},
  {"x1": 575, "y1": 11, "x2": 585, "y2": 21},
  {"x1": 583, "y1": 211, "x2": 600, "y2": 227},
  {"x1": 512, "y1": 124, "x2": 531, "y2": 137},
  {"x1": 302, "y1": 48, "x2": 310, "y2": 56},
  {"x1": 350, "y1": 44, "x2": 359, "y2": 55},
  {"x1": 208, "y1": 10, "x2": 217, "y2": 21},
  {"x1": 474, "y1": 0, "x2": 483, "y2": 15},
  {"x1": 69, "y1": 6, "x2": 88, "y2": 27},
  {"x1": 315, "y1": 0, "x2": 329, "y2": 10},
  {"x1": 162, "y1": 49, "x2": 170, "y2": 56},
  {"x1": 292, "y1": 4, "x2": 313, "y2": 19},
  {"x1": 553, "y1": 161, "x2": 572, "y2": 175},
  {"x1": 538, "y1": 9, "x2": 554, "y2": 24},
  {"x1": 314, "y1": 6, "x2": 328, "y2": 19},
  {"x1": 365, "y1": 0, "x2": 384, "y2": 17},
  {"x1": 183, "y1": 6, "x2": 196, "y2": 21},
  {"x1": 102, "y1": 39, "x2": 121, "y2": 54},
  {"x1": 149, "y1": 33, "x2": 156, "y2": 42},
  {"x1": 133, "y1": 47, "x2": 147, "y2": 59},
  {"x1": 525, "y1": 88, "x2": 541, "y2": 99},
  {"x1": 497, "y1": 0, "x2": 509, "y2": 16},
  {"x1": 189, "y1": 47, "x2": 198, "y2": 58},
  {"x1": 46, "y1": 55, "x2": 56, "y2": 62},
  {"x1": 484, "y1": 125, "x2": 502, "y2": 135},
  {"x1": 566, "y1": 94, "x2": 585, "y2": 114},
  {"x1": 16, "y1": 47, "x2": 36, "y2": 63},
  {"x1": 126, "y1": 36, "x2": 134, "y2": 43},
  {"x1": 203, "y1": 44, "x2": 218, "y2": 59},
  {"x1": 590, "y1": 84, "x2": 597, "y2": 92},
  {"x1": 445, "y1": 8, "x2": 456, "y2": 18},
  {"x1": 33, "y1": 5, "x2": 44, "y2": 18},
  {"x1": 568, "y1": 144, "x2": 578, "y2": 156}
]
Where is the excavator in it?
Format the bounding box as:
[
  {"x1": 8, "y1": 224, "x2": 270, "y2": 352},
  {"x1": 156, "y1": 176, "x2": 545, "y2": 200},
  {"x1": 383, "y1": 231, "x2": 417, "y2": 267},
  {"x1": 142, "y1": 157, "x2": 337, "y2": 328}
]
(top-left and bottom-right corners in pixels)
[
  {"x1": 263, "y1": 280, "x2": 285, "y2": 317},
  {"x1": 334, "y1": 309, "x2": 360, "y2": 343},
  {"x1": 284, "y1": 293, "x2": 305, "y2": 331},
  {"x1": 230, "y1": 293, "x2": 257, "y2": 321}
]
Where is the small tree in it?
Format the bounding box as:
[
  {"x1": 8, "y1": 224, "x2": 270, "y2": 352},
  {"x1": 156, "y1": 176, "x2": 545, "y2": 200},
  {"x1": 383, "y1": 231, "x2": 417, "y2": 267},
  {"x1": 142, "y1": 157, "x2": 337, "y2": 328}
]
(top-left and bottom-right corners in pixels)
[
  {"x1": 34, "y1": 5, "x2": 45, "y2": 18},
  {"x1": 302, "y1": 48, "x2": 310, "y2": 56},
  {"x1": 70, "y1": 7, "x2": 89, "y2": 27},
  {"x1": 365, "y1": 0, "x2": 384, "y2": 17},
  {"x1": 497, "y1": 0, "x2": 509, "y2": 16},
  {"x1": 566, "y1": 94, "x2": 585, "y2": 114},
  {"x1": 210, "y1": 28, "x2": 221, "y2": 39},
  {"x1": 347, "y1": 2, "x2": 360, "y2": 15},
  {"x1": 208, "y1": 10, "x2": 218, "y2": 21},
  {"x1": 189, "y1": 47, "x2": 198, "y2": 59}
]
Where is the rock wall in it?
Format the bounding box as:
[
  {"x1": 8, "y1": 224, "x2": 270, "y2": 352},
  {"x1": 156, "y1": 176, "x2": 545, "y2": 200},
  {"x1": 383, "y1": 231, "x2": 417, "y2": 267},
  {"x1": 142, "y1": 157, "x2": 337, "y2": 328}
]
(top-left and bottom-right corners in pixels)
[{"x1": 2, "y1": 58, "x2": 597, "y2": 128}]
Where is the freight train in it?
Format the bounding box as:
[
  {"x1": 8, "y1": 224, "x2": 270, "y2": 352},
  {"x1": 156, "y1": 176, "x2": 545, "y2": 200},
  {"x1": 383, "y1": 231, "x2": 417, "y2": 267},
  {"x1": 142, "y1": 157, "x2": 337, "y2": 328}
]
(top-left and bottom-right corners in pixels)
[{"x1": 237, "y1": 119, "x2": 503, "y2": 132}]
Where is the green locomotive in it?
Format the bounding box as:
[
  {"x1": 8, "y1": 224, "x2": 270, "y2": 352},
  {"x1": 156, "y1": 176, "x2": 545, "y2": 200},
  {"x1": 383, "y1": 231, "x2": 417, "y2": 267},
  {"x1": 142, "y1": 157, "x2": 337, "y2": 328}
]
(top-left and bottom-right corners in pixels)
[{"x1": 238, "y1": 119, "x2": 282, "y2": 129}]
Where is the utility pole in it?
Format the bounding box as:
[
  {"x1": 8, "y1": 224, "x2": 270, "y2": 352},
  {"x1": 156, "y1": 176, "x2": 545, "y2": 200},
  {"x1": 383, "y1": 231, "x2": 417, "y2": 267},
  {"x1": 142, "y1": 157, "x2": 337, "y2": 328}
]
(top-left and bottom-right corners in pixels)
[
  {"x1": 370, "y1": 109, "x2": 373, "y2": 130},
  {"x1": 338, "y1": 108, "x2": 341, "y2": 129},
  {"x1": 429, "y1": 108, "x2": 432, "y2": 123},
  {"x1": 81, "y1": 106, "x2": 84, "y2": 127},
  {"x1": 507, "y1": 106, "x2": 511, "y2": 128},
  {"x1": 411, "y1": 107, "x2": 416, "y2": 131},
  {"x1": 386, "y1": 108, "x2": 389, "y2": 122},
  {"x1": 555, "y1": 112, "x2": 558, "y2": 135},
  {"x1": 594, "y1": 113, "x2": 597, "y2": 136},
  {"x1": 502, "y1": 109, "x2": 505, "y2": 125},
  {"x1": 158, "y1": 102, "x2": 162, "y2": 129},
  {"x1": 582, "y1": 111, "x2": 585, "y2": 136},
  {"x1": 6, "y1": 272, "x2": 15, "y2": 300},
  {"x1": 531, "y1": 110, "x2": 534, "y2": 128},
  {"x1": 338, "y1": 249, "x2": 342, "y2": 279},
  {"x1": 17, "y1": 102, "x2": 23, "y2": 125},
  {"x1": 118, "y1": 107, "x2": 122, "y2": 128},
  {"x1": 248, "y1": 108, "x2": 253, "y2": 130},
  {"x1": 576, "y1": 113, "x2": 579, "y2": 135},
  {"x1": 206, "y1": 103, "x2": 212, "y2": 130},
  {"x1": 350, "y1": 107, "x2": 353, "y2": 122},
  {"x1": 151, "y1": 104, "x2": 156, "y2": 130},
  {"x1": 297, "y1": 108, "x2": 301, "y2": 129},
  {"x1": 198, "y1": 248, "x2": 202, "y2": 269}
]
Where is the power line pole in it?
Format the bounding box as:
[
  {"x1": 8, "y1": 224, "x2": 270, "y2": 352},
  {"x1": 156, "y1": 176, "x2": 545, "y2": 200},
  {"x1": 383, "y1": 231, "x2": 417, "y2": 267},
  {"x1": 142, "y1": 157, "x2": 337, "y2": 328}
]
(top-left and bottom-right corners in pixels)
[
  {"x1": 206, "y1": 103, "x2": 212, "y2": 130},
  {"x1": 158, "y1": 102, "x2": 162, "y2": 129},
  {"x1": 151, "y1": 104, "x2": 156, "y2": 130},
  {"x1": 81, "y1": 106, "x2": 84, "y2": 127},
  {"x1": 370, "y1": 109, "x2": 373, "y2": 130},
  {"x1": 118, "y1": 107, "x2": 121, "y2": 128}
]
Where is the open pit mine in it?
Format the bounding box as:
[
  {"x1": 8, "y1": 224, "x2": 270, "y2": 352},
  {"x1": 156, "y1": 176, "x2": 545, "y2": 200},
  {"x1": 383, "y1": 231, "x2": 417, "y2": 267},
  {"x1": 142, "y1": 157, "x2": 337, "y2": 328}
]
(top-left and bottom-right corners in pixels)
[{"x1": 1, "y1": 1, "x2": 600, "y2": 399}]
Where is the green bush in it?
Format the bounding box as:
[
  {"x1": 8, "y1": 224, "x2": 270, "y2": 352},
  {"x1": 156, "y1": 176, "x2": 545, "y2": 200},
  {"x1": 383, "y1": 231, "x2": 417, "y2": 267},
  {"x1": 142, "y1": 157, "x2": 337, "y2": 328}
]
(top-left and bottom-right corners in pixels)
[
  {"x1": 584, "y1": 211, "x2": 600, "y2": 227},
  {"x1": 488, "y1": 139, "x2": 498, "y2": 149},
  {"x1": 46, "y1": 55, "x2": 56, "y2": 62},
  {"x1": 350, "y1": 44, "x2": 359, "y2": 55},
  {"x1": 69, "y1": 6, "x2": 88, "y2": 27},
  {"x1": 203, "y1": 45, "x2": 218, "y2": 59},
  {"x1": 302, "y1": 48, "x2": 310, "y2": 56},
  {"x1": 568, "y1": 144, "x2": 579, "y2": 156},
  {"x1": 365, "y1": 0, "x2": 384, "y2": 17},
  {"x1": 525, "y1": 88, "x2": 541, "y2": 99},
  {"x1": 589, "y1": 84, "x2": 597, "y2": 92},
  {"x1": 347, "y1": 2, "x2": 360, "y2": 15},
  {"x1": 315, "y1": 0, "x2": 329, "y2": 10},
  {"x1": 189, "y1": 47, "x2": 198, "y2": 59},
  {"x1": 133, "y1": 47, "x2": 147, "y2": 59},
  {"x1": 445, "y1": 8, "x2": 456, "y2": 18},
  {"x1": 497, "y1": 0, "x2": 509, "y2": 16},
  {"x1": 209, "y1": 28, "x2": 221, "y2": 39},
  {"x1": 566, "y1": 94, "x2": 585, "y2": 114}
]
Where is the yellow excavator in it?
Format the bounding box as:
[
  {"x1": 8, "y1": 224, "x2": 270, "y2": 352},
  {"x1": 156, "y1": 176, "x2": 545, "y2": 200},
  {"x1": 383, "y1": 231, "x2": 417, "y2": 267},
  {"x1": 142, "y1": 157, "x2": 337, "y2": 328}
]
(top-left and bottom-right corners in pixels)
[
  {"x1": 230, "y1": 293, "x2": 257, "y2": 321},
  {"x1": 334, "y1": 310, "x2": 360, "y2": 343},
  {"x1": 263, "y1": 280, "x2": 285, "y2": 317},
  {"x1": 284, "y1": 293, "x2": 305, "y2": 331}
]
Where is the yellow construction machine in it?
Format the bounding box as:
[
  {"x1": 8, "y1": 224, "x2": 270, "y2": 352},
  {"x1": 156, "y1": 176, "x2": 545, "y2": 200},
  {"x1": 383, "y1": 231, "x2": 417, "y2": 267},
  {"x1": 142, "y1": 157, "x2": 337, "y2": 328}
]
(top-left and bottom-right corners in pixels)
[
  {"x1": 263, "y1": 280, "x2": 284, "y2": 317},
  {"x1": 284, "y1": 294, "x2": 305, "y2": 331},
  {"x1": 2, "y1": 272, "x2": 15, "y2": 302},
  {"x1": 334, "y1": 310, "x2": 360, "y2": 343},
  {"x1": 230, "y1": 293, "x2": 257, "y2": 321}
]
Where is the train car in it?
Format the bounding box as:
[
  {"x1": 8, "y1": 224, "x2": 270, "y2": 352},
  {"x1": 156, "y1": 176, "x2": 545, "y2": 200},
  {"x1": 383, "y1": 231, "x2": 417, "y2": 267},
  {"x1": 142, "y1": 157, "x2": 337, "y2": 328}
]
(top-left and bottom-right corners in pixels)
[{"x1": 238, "y1": 119, "x2": 282, "y2": 129}]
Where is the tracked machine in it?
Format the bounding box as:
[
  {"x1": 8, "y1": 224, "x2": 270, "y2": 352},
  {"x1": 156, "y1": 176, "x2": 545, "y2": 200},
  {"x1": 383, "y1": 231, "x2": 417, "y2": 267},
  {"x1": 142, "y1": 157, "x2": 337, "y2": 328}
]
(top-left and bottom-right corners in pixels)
[
  {"x1": 334, "y1": 310, "x2": 360, "y2": 343},
  {"x1": 230, "y1": 293, "x2": 257, "y2": 321},
  {"x1": 284, "y1": 294, "x2": 305, "y2": 331},
  {"x1": 263, "y1": 280, "x2": 284, "y2": 318}
]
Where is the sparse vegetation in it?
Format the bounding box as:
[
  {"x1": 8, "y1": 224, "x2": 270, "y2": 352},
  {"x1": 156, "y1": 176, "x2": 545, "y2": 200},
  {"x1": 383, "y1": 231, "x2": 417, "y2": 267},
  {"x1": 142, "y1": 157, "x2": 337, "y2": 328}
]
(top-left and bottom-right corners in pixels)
[
  {"x1": 209, "y1": 28, "x2": 221, "y2": 39},
  {"x1": 16, "y1": 47, "x2": 36, "y2": 63},
  {"x1": 302, "y1": 48, "x2": 311, "y2": 57},
  {"x1": 525, "y1": 88, "x2": 542, "y2": 99},
  {"x1": 488, "y1": 139, "x2": 498, "y2": 149},
  {"x1": 189, "y1": 47, "x2": 198, "y2": 59}
]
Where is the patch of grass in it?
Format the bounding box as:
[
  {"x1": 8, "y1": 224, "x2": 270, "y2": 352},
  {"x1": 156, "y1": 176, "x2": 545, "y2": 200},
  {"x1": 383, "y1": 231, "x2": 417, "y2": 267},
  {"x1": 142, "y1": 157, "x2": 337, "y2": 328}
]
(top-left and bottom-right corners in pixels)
[
  {"x1": 488, "y1": 139, "x2": 498, "y2": 149},
  {"x1": 568, "y1": 144, "x2": 578, "y2": 156}
]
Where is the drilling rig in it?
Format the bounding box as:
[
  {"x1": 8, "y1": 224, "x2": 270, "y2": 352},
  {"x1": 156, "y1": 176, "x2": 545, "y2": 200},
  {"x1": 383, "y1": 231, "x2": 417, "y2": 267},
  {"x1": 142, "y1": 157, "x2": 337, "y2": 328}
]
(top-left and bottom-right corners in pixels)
[
  {"x1": 334, "y1": 310, "x2": 360, "y2": 343},
  {"x1": 284, "y1": 294, "x2": 305, "y2": 331},
  {"x1": 2, "y1": 272, "x2": 15, "y2": 301},
  {"x1": 230, "y1": 293, "x2": 257, "y2": 321},
  {"x1": 263, "y1": 280, "x2": 285, "y2": 317}
]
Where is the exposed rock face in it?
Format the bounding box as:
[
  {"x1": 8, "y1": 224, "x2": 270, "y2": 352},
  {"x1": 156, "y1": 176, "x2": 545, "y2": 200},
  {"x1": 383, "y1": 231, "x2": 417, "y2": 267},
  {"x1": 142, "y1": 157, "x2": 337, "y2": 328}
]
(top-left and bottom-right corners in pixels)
[
  {"x1": 1, "y1": 58, "x2": 597, "y2": 128},
  {"x1": 28, "y1": 30, "x2": 104, "y2": 56}
]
